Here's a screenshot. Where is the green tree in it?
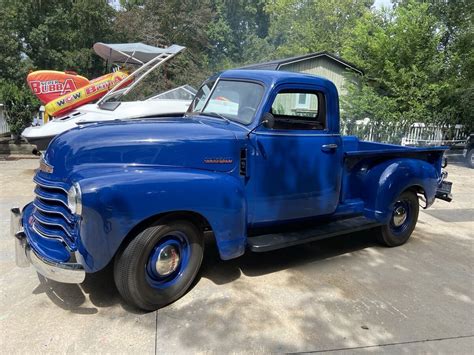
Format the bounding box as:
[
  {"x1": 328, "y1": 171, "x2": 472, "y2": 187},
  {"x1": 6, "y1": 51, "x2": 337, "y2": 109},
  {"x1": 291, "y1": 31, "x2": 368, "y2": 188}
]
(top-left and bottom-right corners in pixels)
[
  {"x1": 0, "y1": 82, "x2": 39, "y2": 135},
  {"x1": 431, "y1": 0, "x2": 473, "y2": 130},
  {"x1": 265, "y1": 0, "x2": 373, "y2": 57},
  {"x1": 18, "y1": 0, "x2": 118, "y2": 78},
  {"x1": 114, "y1": 0, "x2": 213, "y2": 94},
  {"x1": 207, "y1": 0, "x2": 271, "y2": 69},
  {"x1": 0, "y1": 2, "x2": 30, "y2": 83},
  {"x1": 0, "y1": 0, "x2": 119, "y2": 134},
  {"x1": 341, "y1": 2, "x2": 450, "y2": 127}
]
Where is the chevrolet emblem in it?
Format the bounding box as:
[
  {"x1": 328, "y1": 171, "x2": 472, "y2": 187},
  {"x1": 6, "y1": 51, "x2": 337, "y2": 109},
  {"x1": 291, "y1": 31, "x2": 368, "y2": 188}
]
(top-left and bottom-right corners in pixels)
[{"x1": 39, "y1": 159, "x2": 54, "y2": 174}]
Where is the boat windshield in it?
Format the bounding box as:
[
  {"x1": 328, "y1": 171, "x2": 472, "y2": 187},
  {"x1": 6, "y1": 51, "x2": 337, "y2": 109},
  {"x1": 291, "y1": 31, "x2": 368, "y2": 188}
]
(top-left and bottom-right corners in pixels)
[{"x1": 147, "y1": 85, "x2": 197, "y2": 101}]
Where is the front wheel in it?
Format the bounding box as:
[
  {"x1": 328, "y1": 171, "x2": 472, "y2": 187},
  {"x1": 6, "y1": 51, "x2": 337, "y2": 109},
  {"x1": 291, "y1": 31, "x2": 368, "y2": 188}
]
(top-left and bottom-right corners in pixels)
[
  {"x1": 377, "y1": 190, "x2": 419, "y2": 247},
  {"x1": 114, "y1": 220, "x2": 204, "y2": 311}
]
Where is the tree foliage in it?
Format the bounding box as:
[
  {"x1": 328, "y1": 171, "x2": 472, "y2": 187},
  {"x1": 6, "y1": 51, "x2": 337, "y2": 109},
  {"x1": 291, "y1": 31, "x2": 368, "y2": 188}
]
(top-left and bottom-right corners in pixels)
[
  {"x1": 114, "y1": 0, "x2": 213, "y2": 95},
  {"x1": 266, "y1": 0, "x2": 373, "y2": 57},
  {"x1": 0, "y1": 82, "x2": 39, "y2": 135},
  {"x1": 207, "y1": 0, "x2": 271, "y2": 69},
  {"x1": 0, "y1": 0, "x2": 472, "y2": 134},
  {"x1": 341, "y1": 1, "x2": 473, "y2": 130}
]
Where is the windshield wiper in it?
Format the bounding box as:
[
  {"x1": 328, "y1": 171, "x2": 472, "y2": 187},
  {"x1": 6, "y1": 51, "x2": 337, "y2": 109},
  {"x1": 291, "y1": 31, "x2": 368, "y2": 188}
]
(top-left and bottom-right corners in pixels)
[{"x1": 201, "y1": 111, "x2": 230, "y2": 123}]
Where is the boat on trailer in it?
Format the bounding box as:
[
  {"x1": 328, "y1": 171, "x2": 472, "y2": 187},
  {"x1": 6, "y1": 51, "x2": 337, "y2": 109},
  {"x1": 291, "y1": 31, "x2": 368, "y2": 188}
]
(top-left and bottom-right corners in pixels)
[{"x1": 22, "y1": 42, "x2": 194, "y2": 151}]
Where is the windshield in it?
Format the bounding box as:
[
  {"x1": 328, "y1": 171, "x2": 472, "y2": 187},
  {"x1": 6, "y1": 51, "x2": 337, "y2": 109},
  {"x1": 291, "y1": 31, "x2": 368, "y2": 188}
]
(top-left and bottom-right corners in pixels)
[
  {"x1": 188, "y1": 80, "x2": 216, "y2": 112},
  {"x1": 147, "y1": 85, "x2": 197, "y2": 101},
  {"x1": 189, "y1": 80, "x2": 264, "y2": 125}
]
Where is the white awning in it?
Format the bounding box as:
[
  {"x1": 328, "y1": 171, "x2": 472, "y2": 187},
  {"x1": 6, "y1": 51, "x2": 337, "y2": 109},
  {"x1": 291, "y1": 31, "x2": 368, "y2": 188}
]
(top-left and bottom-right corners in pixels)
[{"x1": 93, "y1": 42, "x2": 185, "y2": 64}]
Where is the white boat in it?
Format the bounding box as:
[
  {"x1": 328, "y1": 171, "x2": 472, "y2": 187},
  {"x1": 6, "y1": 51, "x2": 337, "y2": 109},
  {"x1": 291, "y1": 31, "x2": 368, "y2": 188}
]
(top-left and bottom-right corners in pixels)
[{"x1": 22, "y1": 43, "x2": 194, "y2": 151}]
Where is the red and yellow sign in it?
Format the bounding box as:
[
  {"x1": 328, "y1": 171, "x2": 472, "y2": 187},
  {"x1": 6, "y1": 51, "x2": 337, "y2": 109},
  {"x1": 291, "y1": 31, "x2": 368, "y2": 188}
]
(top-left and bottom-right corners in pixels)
[
  {"x1": 27, "y1": 70, "x2": 90, "y2": 104},
  {"x1": 27, "y1": 70, "x2": 131, "y2": 117}
]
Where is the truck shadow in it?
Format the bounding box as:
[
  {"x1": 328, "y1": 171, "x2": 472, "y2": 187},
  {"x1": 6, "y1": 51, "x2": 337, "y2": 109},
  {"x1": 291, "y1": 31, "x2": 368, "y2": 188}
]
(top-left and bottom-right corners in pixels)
[
  {"x1": 32, "y1": 229, "x2": 378, "y2": 315},
  {"x1": 33, "y1": 262, "x2": 145, "y2": 315},
  {"x1": 197, "y1": 229, "x2": 379, "y2": 286}
]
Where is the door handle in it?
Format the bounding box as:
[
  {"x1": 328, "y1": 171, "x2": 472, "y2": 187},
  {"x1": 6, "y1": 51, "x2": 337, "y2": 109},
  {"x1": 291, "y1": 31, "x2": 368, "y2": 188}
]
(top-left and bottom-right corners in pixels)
[{"x1": 321, "y1": 143, "x2": 338, "y2": 152}]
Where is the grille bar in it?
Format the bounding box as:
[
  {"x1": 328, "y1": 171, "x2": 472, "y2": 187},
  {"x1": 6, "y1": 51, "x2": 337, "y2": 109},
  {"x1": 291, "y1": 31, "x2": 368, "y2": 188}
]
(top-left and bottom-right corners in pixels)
[
  {"x1": 34, "y1": 186, "x2": 69, "y2": 209},
  {"x1": 33, "y1": 210, "x2": 75, "y2": 237},
  {"x1": 33, "y1": 199, "x2": 75, "y2": 224},
  {"x1": 31, "y1": 173, "x2": 78, "y2": 251},
  {"x1": 32, "y1": 220, "x2": 75, "y2": 250},
  {"x1": 33, "y1": 175, "x2": 69, "y2": 193}
]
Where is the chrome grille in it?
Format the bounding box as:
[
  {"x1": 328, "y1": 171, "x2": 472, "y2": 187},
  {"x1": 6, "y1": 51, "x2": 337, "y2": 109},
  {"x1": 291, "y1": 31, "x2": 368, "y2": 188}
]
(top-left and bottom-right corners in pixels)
[{"x1": 32, "y1": 175, "x2": 78, "y2": 251}]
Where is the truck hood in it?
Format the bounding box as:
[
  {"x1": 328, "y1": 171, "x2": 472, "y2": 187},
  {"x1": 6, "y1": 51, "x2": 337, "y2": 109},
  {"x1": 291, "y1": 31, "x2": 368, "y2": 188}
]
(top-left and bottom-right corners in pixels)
[{"x1": 42, "y1": 118, "x2": 240, "y2": 179}]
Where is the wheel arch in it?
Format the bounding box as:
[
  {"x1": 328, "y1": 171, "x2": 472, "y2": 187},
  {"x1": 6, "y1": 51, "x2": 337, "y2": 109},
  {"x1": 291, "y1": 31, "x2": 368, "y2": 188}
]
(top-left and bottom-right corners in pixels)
[
  {"x1": 77, "y1": 168, "x2": 247, "y2": 272},
  {"x1": 361, "y1": 158, "x2": 439, "y2": 223},
  {"x1": 117, "y1": 210, "x2": 212, "y2": 255}
]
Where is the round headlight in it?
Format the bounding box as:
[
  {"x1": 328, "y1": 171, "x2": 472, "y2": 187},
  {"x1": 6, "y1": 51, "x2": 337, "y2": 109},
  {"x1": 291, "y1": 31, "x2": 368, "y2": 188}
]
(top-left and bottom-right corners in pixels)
[{"x1": 67, "y1": 183, "x2": 82, "y2": 215}]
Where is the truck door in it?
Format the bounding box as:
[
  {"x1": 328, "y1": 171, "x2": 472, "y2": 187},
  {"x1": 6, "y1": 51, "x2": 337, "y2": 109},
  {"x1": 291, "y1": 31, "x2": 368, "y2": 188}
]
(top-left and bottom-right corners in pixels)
[{"x1": 248, "y1": 84, "x2": 343, "y2": 225}]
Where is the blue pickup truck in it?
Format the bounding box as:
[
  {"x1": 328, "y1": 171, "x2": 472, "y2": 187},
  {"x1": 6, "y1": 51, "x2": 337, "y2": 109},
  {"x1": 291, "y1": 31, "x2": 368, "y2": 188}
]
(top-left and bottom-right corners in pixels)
[{"x1": 12, "y1": 70, "x2": 452, "y2": 310}]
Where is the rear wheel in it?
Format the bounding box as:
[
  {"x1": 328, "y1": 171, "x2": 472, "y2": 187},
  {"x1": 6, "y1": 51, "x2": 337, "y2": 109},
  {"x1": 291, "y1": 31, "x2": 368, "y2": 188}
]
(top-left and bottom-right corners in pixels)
[
  {"x1": 377, "y1": 190, "x2": 419, "y2": 247},
  {"x1": 114, "y1": 220, "x2": 204, "y2": 311}
]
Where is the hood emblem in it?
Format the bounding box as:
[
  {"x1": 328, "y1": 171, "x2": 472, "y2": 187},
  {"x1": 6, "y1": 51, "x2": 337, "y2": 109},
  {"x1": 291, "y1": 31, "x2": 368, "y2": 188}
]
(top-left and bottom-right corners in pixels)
[
  {"x1": 39, "y1": 159, "x2": 54, "y2": 174},
  {"x1": 204, "y1": 158, "x2": 233, "y2": 164}
]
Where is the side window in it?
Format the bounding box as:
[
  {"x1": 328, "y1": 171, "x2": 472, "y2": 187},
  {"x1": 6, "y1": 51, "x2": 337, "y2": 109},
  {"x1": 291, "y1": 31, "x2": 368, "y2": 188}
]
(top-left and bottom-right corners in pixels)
[{"x1": 270, "y1": 90, "x2": 326, "y2": 130}]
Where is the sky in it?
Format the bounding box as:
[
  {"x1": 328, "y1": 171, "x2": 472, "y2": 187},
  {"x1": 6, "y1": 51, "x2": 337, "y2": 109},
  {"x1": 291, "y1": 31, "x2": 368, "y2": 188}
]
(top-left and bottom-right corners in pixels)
[{"x1": 374, "y1": 0, "x2": 393, "y2": 9}]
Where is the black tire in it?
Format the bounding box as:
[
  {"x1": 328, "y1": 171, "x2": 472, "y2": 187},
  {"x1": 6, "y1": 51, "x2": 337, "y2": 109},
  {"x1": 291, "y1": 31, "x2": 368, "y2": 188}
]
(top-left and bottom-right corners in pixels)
[
  {"x1": 114, "y1": 220, "x2": 204, "y2": 311},
  {"x1": 377, "y1": 190, "x2": 419, "y2": 247},
  {"x1": 467, "y1": 149, "x2": 474, "y2": 169}
]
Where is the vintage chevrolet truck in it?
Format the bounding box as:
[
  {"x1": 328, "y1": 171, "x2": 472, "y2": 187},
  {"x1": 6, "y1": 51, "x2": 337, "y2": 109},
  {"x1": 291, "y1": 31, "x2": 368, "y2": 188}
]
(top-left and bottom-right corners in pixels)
[{"x1": 12, "y1": 70, "x2": 452, "y2": 310}]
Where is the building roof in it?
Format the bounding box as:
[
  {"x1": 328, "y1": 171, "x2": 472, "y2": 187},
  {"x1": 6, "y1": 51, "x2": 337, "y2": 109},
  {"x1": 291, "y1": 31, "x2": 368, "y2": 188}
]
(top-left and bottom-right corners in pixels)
[{"x1": 240, "y1": 51, "x2": 363, "y2": 75}]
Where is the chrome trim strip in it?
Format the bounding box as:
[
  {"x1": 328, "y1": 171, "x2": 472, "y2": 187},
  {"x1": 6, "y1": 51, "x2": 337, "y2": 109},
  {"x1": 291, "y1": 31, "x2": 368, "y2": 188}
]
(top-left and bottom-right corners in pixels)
[
  {"x1": 34, "y1": 191, "x2": 69, "y2": 209},
  {"x1": 32, "y1": 224, "x2": 74, "y2": 251},
  {"x1": 32, "y1": 223, "x2": 63, "y2": 240},
  {"x1": 33, "y1": 202, "x2": 73, "y2": 224},
  {"x1": 33, "y1": 176, "x2": 69, "y2": 193},
  {"x1": 33, "y1": 214, "x2": 73, "y2": 237}
]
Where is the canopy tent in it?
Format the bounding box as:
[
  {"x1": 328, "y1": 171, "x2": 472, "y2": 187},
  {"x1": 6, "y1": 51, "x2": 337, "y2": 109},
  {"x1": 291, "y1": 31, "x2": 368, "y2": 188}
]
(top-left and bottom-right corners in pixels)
[{"x1": 93, "y1": 42, "x2": 185, "y2": 65}]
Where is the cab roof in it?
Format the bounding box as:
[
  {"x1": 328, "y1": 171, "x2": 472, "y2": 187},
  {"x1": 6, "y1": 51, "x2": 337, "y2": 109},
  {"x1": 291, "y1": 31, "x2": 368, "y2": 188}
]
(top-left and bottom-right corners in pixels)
[{"x1": 219, "y1": 69, "x2": 338, "y2": 92}]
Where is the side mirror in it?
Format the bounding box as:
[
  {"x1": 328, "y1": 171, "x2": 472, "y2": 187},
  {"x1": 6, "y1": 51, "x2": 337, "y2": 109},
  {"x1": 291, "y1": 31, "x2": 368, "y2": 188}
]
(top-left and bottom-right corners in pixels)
[
  {"x1": 246, "y1": 112, "x2": 275, "y2": 138},
  {"x1": 262, "y1": 112, "x2": 275, "y2": 129}
]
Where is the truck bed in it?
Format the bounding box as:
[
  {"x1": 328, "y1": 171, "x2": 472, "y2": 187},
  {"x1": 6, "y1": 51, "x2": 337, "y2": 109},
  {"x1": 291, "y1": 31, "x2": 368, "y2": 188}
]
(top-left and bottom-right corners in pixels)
[{"x1": 342, "y1": 136, "x2": 447, "y2": 169}]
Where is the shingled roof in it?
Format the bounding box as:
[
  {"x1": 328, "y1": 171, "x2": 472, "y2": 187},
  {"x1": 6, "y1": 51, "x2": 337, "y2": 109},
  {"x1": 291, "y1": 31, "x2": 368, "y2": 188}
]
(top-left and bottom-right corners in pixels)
[{"x1": 241, "y1": 51, "x2": 363, "y2": 75}]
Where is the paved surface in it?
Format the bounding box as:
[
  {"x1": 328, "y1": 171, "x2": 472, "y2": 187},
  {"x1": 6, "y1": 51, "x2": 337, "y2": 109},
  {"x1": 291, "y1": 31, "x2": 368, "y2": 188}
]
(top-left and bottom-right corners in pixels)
[{"x1": 0, "y1": 157, "x2": 473, "y2": 354}]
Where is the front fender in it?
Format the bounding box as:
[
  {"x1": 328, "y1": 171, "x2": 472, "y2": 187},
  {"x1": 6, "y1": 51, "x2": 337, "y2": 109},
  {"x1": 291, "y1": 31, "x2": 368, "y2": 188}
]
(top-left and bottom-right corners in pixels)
[
  {"x1": 75, "y1": 166, "x2": 246, "y2": 272},
  {"x1": 358, "y1": 158, "x2": 440, "y2": 223}
]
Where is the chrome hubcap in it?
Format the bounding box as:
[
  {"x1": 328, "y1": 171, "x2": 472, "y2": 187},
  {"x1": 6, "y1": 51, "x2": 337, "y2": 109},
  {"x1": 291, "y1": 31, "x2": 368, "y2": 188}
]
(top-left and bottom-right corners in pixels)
[
  {"x1": 392, "y1": 205, "x2": 407, "y2": 227},
  {"x1": 155, "y1": 245, "x2": 180, "y2": 276}
]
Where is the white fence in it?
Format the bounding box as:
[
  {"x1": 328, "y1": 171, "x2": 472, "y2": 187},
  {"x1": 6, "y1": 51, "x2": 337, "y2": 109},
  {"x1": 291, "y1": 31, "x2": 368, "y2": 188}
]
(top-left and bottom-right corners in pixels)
[
  {"x1": 0, "y1": 104, "x2": 10, "y2": 135},
  {"x1": 341, "y1": 118, "x2": 468, "y2": 146},
  {"x1": 401, "y1": 123, "x2": 467, "y2": 146}
]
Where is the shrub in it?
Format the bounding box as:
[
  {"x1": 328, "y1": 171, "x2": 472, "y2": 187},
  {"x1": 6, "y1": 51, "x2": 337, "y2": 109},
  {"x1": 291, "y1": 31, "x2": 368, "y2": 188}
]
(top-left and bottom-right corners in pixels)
[{"x1": 0, "y1": 81, "x2": 39, "y2": 136}]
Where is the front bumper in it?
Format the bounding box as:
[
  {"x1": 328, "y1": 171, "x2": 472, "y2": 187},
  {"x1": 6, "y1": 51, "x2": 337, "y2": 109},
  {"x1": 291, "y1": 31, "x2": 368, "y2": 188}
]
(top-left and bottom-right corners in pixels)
[{"x1": 11, "y1": 207, "x2": 85, "y2": 284}]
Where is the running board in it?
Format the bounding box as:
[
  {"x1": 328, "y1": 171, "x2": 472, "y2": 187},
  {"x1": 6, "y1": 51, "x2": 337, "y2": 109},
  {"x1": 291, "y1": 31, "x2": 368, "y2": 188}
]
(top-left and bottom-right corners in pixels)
[{"x1": 248, "y1": 216, "x2": 381, "y2": 252}]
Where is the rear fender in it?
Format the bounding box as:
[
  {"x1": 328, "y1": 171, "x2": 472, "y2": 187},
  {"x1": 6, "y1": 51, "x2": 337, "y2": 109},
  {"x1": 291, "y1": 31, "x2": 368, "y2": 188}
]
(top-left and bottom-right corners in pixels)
[
  {"x1": 76, "y1": 167, "x2": 246, "y2": 272},
  {"x1": 358, "y1": 158, "x2": 440, "y2": 223}
]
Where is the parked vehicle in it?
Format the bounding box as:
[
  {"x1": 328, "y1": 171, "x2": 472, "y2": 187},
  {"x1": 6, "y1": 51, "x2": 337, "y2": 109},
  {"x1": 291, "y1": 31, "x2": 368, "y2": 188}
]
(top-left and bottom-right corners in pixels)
[
  {"x1": 463, "y1": 134, "x2": 474, "y2": 168},
  {"x1": 22, "y1": 43, "x2": 191, "y2": 151},
  {"x1": 22, "y1": 85, "x2": 195, "y2": 151},
  {"x1": 12, "y1": 70, "x2": 452, "y2": 311}
]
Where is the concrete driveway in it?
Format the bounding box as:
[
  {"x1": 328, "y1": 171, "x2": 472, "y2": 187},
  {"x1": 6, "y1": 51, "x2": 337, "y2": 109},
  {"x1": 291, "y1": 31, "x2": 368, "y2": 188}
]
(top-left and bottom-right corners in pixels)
[{"x1": 1, "y1": 158, "x2": 473, "y2": 353}]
